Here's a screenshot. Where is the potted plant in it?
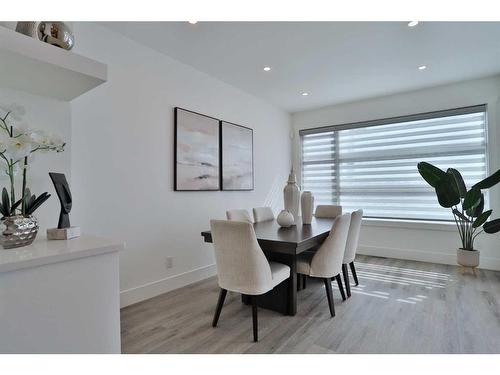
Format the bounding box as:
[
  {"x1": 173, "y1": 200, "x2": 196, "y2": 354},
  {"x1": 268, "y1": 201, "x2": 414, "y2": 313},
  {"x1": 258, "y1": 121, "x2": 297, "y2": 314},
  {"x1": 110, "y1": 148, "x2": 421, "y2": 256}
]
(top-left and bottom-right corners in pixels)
[
  {"x1": 0, "y1": 104, "x2": 65, "y2": 249},
  {"x1": 418, "y1": 162, "x2": 500, "y2": 271}
]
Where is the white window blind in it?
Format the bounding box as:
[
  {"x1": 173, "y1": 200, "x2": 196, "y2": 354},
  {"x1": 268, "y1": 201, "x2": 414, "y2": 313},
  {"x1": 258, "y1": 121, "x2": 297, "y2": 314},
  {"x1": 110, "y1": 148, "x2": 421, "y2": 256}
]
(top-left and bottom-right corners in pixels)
[{"x1": 301, "y1": 105, "x2": 488, "y2": 221}]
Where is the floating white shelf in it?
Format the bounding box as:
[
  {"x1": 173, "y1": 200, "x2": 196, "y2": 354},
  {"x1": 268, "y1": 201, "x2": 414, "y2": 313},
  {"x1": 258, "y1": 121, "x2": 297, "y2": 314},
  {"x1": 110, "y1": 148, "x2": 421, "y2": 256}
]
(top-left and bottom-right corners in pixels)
[{"x1": 0, "y1": 27, "x2": 107, "y2": 101}]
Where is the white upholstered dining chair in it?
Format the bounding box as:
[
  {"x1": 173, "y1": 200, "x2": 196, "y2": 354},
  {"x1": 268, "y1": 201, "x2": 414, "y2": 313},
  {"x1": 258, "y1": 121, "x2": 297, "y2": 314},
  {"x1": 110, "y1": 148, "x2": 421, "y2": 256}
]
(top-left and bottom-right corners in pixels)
[
  {"x1": 210, "y1": 220, "x2": 290, "y2": 342},
  {"x1": 253, "y1": 207, "x2": 274, "y2": 222},
  {"x1": 342, "y1": 209, "x2": 363, "y2": 297},
  {"x1": 226, "y1": 209, "x2": 253, "y2": 223},
  {"x1": 296, "y1": 213, "x2": 351, "y2": 317},
  {"x1": 315, "y1": 205, "x2": 343, "y2": 218},
  {"x1": 297, "y1": 204, "x2": 343, "y2": 291}
]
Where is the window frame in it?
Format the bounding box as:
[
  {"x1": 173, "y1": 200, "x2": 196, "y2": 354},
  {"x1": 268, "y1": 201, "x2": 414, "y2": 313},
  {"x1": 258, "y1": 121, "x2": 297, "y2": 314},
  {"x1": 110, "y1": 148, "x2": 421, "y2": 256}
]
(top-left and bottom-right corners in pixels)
[{"x1": 300, "y1": 104, "x2": 489, "y2": 223}]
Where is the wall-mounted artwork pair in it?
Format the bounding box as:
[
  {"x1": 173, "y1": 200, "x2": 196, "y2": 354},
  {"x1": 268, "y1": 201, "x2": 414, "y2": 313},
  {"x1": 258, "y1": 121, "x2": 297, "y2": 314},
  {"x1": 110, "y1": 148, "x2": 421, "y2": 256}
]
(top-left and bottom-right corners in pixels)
[{"x1": 174, "y1": 107, "x2": 254, "y2": 191}]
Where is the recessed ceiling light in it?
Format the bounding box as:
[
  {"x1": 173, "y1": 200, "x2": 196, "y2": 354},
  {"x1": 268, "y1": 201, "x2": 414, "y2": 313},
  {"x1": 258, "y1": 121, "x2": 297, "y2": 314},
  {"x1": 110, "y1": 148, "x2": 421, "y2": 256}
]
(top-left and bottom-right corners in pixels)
[
  {"x1": 301, "y1": 92, "x2": 309, "y2": 96},
  {"x1": 408, "y1": 21, "x2": 419, "y2": 27},
  {"x1": 418, "y1": 65, "x2": 427, "y2": 70},
  {"x1": 263, "y1": 66, "x2": 271, "y2": 71},
  {"x1": 188, "y1": 21, "x2": 198, "y2": 24}
]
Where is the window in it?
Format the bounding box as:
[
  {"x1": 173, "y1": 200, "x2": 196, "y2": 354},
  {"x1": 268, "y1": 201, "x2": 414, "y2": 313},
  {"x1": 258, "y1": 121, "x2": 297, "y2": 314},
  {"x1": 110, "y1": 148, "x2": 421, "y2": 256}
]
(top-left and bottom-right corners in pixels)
[{"x1": 300, "y1": 105, "x2": 488, "y2": 222}]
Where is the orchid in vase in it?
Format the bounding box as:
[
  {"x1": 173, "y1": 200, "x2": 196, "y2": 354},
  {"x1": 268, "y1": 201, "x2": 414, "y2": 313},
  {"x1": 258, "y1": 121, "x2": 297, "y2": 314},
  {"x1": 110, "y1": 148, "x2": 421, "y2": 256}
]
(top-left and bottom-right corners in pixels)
[{"x1": 0, "y1": 104, "x2": 65, "y2": 248}]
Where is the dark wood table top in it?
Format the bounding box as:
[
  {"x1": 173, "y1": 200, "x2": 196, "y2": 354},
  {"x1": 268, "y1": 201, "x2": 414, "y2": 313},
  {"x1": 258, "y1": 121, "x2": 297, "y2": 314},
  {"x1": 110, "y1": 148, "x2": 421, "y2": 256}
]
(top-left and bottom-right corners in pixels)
[{"x1": 201, "y1": 217, "x2": 336, "y2": 255}]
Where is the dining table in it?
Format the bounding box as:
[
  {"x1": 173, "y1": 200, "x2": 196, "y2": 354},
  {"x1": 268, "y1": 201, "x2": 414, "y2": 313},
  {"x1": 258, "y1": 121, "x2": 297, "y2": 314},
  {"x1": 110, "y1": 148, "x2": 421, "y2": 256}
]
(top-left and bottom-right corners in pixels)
[{"x1": 201, "y1": 216, "x2": 336, "y2": 316}]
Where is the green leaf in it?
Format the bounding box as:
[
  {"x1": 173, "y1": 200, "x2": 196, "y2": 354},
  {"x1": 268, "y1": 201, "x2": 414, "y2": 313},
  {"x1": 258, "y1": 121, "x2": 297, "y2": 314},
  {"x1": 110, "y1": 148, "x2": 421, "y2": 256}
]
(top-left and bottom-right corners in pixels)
[
  {"x1": 2, "y1": 188, "x2": 10, "y2": 216},
  {"x1": 473, "y1": 209, "x2": 492, "y2": 228},
  {"x1": 10, "y1": 198, "x2": 23, "y2": 215},
  {"x1": 434, "y1": 174, "x2": 460, "y2": 208},
  {"x1": 463, "y1": 189, "x2": 482, "y2": 211},
  {"x1": 0, "y1": 202, "x2": 7, "y2": 217},
  {"x1": 447, "y1": 168, "x2": 467, "y2": 198},
  {"x1": 453, "y1": 209, "x2": 471, "y2": 222},
  {"x1": 25, "y1": 193, "x2": 50, "y2": 215},
  {"x1": 27, "y1": 194, "x2": 36, "y2": 209},
  {"x1": 418, "y1": 162, "x2": 447, "y2": 188},
  {"x1": 22, "y1": 188, "x2": 31, "y2": 213},
  {"x1": 467, "y1": 193, "x2": 484, "y2": 217},
  {"x1": 472, "y1": 169, "x2": 500, "y2": 190},
  {"x1": 483, "y1": 218, "x2": 500, "y2": 234}
]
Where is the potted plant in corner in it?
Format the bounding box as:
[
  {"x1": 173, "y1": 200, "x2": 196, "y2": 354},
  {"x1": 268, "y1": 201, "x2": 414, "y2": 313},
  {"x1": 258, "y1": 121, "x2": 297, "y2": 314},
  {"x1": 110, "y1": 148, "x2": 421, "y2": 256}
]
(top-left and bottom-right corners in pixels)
[
  {"x1": 0, "y1": 104, "x2": 65, "y2": 249},
  {"x1": 418, "y1": 162, "x2": 500, "y2": 272}
]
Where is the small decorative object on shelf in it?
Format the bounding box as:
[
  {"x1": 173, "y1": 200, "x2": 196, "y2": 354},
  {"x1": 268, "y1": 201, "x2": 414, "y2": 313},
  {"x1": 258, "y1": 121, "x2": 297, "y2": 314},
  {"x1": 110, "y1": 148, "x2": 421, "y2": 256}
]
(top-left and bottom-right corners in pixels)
[
  {"x1": 15, "y1": 21, "x2": 75, "y2": 50},
  {"x1": 47, "y1": 172, "x2": 80, "y2": 240},
  {"x1": 0, "y1": 103, "x2": 65, "y2": 249},
  {"x1": 301, "y1": 191, "x2": 314, "y2": 225},
  {"x1": 418, "y1": 162, "x2": 500, "y2": 274},
  {"x1": 277, "y1": 209, "x2": 294, "y2": 228},
  {"x1": 284, "y1": 170, "x2": 300, "y2": 224},
  {"x1": 0, "y1": 207, "x2": 38, "y2": 249}
]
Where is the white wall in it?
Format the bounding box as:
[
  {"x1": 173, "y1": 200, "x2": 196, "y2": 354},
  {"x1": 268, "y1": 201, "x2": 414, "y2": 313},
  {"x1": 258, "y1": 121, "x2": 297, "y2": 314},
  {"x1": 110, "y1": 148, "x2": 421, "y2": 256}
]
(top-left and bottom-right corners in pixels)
[
  {"x1": 70, "y1": 23, "x2": 291, "y2": 307},
  {"x1": 0, "y1": 87, "x2": 71, "y2": 232},
  {"x1": 292, "y1": 76, "x2": 500, "y2": 270}
]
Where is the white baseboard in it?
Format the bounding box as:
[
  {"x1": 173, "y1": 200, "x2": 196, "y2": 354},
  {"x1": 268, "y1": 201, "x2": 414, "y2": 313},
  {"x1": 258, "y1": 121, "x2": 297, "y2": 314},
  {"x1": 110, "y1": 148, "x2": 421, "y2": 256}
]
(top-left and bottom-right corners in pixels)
[
  {"x1": 120, "y1": 246, "x2": 500, "y2": 308},
  {"x1": 358, "y1": 245, "x2": 500, "y2": 271},
  {"x1": 120, "y1": 263, "x2": 217, "y2": 308}
]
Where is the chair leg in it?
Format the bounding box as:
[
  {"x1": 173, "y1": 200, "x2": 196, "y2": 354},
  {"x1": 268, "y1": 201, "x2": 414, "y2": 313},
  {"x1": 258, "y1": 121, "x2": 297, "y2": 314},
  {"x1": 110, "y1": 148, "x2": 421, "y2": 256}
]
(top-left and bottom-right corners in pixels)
[
  {"x1": 342, "y1": 264, "x2": 351, "y2": 298},
  {"x1": 303, "y1": 275, "x2": 307, "y2": 289},
  {"x1": 323, "y1": 278, "x2": 335, "y2": 317},
  {"x1": 349, "y1": 262, "x2": 359, "y2": 286},
  {"x1": 251, "y1": 295, "x2": 258, "y2": 342},
  {"x1": 335, "y1": 274, "x2": 346, "y2": 301},
  {"x1": 212, "y1": 288, "x2": 227, "y2": 327}
]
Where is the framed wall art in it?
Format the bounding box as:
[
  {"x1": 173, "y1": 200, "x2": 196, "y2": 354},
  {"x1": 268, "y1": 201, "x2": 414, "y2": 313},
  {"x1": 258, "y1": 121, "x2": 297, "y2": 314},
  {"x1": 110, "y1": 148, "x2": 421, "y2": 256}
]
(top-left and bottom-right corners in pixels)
[
  {"x1": 221, "y1": 121, "x2": 254, "y2": 191},
  {"x1": 174, "y1": 107, "x2": 220, "y2": 191}
]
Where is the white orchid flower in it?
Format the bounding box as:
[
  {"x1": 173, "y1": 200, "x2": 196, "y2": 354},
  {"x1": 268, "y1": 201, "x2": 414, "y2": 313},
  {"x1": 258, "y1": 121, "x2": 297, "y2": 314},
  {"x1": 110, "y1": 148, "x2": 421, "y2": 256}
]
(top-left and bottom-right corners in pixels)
[
  {"x1": 29, "y1": 129, "x2": 50, "y2": 145},
  {"x1": 28, "y1": 130, "x2": 61, "y2": 152},
  {"x1": 13, "y1": 123, "x2": 32, "y2": 137},
  {"x1": 4, "y1": 135, "x2": 32, "y2": 161},
  {"x1": 0, "y1": 132, "x2": 10, "y2": 152}
]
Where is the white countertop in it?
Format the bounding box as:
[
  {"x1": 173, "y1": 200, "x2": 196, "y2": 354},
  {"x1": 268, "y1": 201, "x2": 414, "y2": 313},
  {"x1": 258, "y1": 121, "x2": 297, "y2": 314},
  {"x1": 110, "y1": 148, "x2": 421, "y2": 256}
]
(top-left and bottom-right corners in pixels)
[{"x1": 0, "y1": 234, "x2": 125, "y2": 273}]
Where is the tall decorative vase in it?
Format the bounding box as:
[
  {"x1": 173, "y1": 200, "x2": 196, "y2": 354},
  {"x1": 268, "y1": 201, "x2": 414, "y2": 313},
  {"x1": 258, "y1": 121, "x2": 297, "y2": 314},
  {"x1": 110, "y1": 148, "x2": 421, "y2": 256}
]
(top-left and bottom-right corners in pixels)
[
  {"x1": 301, "y1": 191, "x2": 314, "y2": 225},
  {"x1": 284, "y1": 171, "x2": 300, "y2": 224}
]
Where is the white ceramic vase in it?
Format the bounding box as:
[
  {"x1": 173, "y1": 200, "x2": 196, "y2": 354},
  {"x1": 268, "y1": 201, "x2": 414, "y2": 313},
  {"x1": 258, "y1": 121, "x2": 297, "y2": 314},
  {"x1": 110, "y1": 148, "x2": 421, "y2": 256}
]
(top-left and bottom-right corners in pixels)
[
  {"x1": 277, "y1": 210, "x2": 294, "y2": 228},
  {"x1": 301, "y1": 191, "x2": 314, "y2": 225},
  {"x1": 284, "y1": 172, "x2": 300, "y2": 224}
]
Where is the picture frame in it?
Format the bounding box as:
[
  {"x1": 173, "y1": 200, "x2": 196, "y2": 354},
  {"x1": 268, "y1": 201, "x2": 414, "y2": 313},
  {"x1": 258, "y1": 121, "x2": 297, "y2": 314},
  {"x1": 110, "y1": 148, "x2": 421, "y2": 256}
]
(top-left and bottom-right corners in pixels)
[
  {"x1": 174, "y1": 107, "x2": 221, "y2": 191},
  {"x1": 221, "y1": 121, "x2": 254, "y2": 191}
]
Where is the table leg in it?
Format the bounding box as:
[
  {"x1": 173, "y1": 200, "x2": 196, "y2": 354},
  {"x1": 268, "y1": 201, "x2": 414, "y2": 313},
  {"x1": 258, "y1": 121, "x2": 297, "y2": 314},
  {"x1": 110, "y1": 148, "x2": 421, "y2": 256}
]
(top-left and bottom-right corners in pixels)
[{"x1": 286, "y1": 255, "x2": 297, "y2": 315}]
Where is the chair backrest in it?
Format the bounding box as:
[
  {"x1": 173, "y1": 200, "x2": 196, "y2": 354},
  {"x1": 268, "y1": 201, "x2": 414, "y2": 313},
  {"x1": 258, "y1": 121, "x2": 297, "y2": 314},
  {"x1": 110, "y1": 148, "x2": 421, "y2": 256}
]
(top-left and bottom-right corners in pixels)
[
  {"x1": 226, "y1": 209, "x2": 253, "y2": 223},
  {"x1": 253, "y1": 207, "x2": 274, "y2": 222},
  {"x1": 315, "y1": 205, "x2": 342, "y2": 218},
  {"x1": 343, "y1": 209, "x2": 363, "y2": 264},
  {"x1": 210, "y1": 220, "x2": 273, "y2": 295},
  {"x1": 309, "y1": 213, "x2": 351, "y2": 278}
]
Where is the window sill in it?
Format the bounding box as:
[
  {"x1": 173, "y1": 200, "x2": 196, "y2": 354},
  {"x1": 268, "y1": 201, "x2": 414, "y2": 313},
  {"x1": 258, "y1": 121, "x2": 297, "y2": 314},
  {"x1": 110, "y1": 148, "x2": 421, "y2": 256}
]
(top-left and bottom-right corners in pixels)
[{"x1": 362, "y1": 218, "x2": 457, "y2": 232}]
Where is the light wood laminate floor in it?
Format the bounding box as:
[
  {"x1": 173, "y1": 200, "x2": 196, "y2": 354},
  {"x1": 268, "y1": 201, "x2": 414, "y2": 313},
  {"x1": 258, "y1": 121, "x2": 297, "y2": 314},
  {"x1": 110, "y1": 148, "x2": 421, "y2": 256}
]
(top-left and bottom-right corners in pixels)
[{"x1": 121, "y1": 255, "x2": 500, "y2": 353}]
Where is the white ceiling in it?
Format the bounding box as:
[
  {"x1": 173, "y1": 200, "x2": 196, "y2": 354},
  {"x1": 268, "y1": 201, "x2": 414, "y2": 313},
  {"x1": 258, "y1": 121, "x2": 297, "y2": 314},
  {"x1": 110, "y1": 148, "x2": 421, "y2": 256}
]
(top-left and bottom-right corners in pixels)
[{"x1": 101, "y1": 22, "x2": 500, "y2": 113}]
